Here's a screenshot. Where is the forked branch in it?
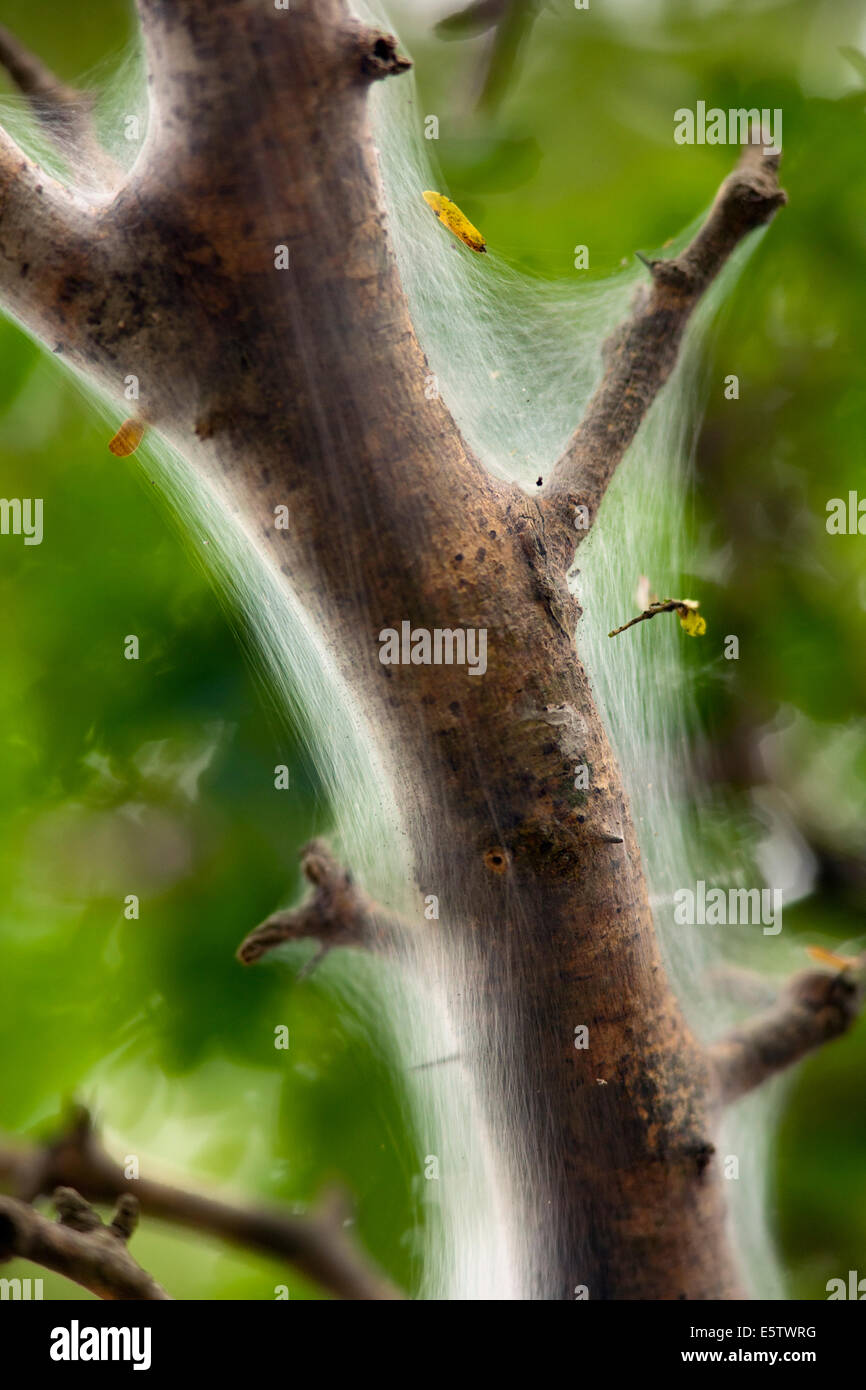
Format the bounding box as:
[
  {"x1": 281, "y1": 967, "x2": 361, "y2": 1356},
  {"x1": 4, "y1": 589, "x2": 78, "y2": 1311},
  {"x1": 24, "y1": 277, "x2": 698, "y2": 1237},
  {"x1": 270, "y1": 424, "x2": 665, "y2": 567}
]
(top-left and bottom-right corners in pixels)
[
  {"x1": 542, "y1": 135, "x2": 786, "y2": 558},
  {"x1": 0, "y1": 1187, "x2": 170, "y2": 1300},
  {"x1": 237, "y1": 839, "x2": 408, "y2": 967},
  {"x1": 0, "y1": 1106, "x2": 403, "y2": 1301}
]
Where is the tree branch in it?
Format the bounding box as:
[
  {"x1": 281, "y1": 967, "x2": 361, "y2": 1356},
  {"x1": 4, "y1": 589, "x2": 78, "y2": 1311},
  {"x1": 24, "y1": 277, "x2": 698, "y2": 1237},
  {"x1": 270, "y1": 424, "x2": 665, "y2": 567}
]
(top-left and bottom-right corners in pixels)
[
  {"x1": 542, "y1": 135, "x2": 786, "y2": 559},
  {"x1": 608, "y1": 596, "x2": 702, "y2": 638},
  {"x1": 709, "y1": 967, "x2": 863, "y2": 1106},
  {"x1": 0, "y1": 1187, "x2": 170, "y2": 1300},
  {"x1": 237, "y1": 839, "x2": 408, "y2": 967},
  {"x1": 0, "y1": 1107, "x2": 403, "y2": 1301},
  {"x1": 0, "y1": 24, "x2": 119, "y2": 190}
]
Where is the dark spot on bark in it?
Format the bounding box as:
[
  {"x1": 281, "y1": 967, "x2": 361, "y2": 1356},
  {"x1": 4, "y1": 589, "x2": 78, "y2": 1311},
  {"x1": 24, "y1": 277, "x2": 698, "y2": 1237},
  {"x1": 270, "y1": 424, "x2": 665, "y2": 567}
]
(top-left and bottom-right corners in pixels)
[
  {"x1": 484, "y1": 847, "x2": 509, "y2": 873},
  {"x1": 454, "y1": 553, "x2": 463, "y2": 563},
  {"x1": 536, "y1": 477, "x2": 543, "y2": 486},
  {"x1": 692, "y1": 1142, "x2": 715, "y2": 1176},
  {"x1": 20, "y1": 264, "x2": 29, "y2": 277},
  {"x1": 449, "y1": 701, "x2": 460, "y2": 714},
  {"x1": 58, "y1": 273, "x2": 97, "y2": 305},
  {"x1": 476, "y1": 547, "x2": 486, "y2": 562}
]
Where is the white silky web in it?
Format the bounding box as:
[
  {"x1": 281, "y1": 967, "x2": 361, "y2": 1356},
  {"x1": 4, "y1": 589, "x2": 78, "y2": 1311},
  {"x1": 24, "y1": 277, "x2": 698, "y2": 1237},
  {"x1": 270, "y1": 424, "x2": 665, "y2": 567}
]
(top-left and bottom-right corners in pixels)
[{"x1": 0, "y1": 4, "x2": 788, "y2": 1298}]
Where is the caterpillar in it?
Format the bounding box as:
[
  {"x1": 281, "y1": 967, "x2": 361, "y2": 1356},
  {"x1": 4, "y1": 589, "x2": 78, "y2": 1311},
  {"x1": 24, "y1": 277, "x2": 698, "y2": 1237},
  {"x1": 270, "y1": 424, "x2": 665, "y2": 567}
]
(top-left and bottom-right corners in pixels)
[{"x1": 422, "y1": 191, "x2": 487, "y2": 254}]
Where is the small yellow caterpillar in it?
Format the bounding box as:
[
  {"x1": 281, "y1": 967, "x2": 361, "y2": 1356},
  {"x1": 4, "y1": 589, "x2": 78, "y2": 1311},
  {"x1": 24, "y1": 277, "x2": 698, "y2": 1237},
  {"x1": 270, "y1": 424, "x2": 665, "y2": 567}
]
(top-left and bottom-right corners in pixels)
[
  {"x1": 422, "y1": 191, "x2": 487, "y2": 254},
  {"x1": 108, "y1": 418, "x2": 146, "y2": 457}
]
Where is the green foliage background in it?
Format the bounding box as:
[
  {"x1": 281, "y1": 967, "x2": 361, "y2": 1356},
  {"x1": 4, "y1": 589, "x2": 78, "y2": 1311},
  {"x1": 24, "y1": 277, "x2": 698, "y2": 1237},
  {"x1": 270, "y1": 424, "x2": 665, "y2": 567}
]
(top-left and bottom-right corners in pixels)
[{"x1": 0, "y1": 0, "x2": 863, "y2": 1299}]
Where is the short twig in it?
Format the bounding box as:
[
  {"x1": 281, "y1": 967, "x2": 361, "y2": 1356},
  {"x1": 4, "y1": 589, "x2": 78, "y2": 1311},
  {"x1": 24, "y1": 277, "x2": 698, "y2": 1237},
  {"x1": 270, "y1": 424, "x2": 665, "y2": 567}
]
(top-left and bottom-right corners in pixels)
[
  {"x1": 237, "y1": 839, "x2": 407, "y2": 967},
  {"x1": 608, "y1": 597, "x2": 700, "y2": 638},
  {"x1": 0, "y1": 1186, "x2": 170, "y2": 1300},
  {"x1": 709, "y1": 967, "x2": 863, "y2": 1105}
]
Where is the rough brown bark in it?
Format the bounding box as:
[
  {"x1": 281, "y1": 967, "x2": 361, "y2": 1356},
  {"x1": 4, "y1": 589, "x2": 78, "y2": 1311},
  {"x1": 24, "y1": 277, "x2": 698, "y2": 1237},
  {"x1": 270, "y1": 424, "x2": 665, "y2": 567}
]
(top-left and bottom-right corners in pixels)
[{"x1": 0, "y1": 0, "x2": 826, "y2": 1301}]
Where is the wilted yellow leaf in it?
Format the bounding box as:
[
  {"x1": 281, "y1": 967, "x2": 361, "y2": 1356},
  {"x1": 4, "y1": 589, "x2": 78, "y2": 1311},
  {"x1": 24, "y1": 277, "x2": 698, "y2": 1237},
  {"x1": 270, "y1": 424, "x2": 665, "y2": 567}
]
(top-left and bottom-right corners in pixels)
[
  {"x1": 422, "y1": 191, "x2": 487, "y2": 254},
  {"x1": 679, "y1": 609, "x2": 707, "y2": 637}
]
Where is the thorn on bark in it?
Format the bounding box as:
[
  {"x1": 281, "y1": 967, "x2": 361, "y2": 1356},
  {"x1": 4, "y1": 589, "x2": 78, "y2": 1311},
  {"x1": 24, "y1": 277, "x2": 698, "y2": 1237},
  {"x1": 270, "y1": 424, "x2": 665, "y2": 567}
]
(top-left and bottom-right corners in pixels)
[{"x1": 635, "y1": 251, "x2": 694, "y2": 292}]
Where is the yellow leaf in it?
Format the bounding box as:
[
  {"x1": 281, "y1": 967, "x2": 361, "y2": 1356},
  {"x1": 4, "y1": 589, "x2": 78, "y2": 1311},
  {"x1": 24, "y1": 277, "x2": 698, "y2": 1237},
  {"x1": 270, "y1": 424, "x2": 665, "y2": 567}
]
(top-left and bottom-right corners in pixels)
[
  {"x1": 422, "y1": 191, "x2": 487, "y2": 254},
  {"x1": 679, "y1": 609, "x2": 706, "y2": 637}
]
